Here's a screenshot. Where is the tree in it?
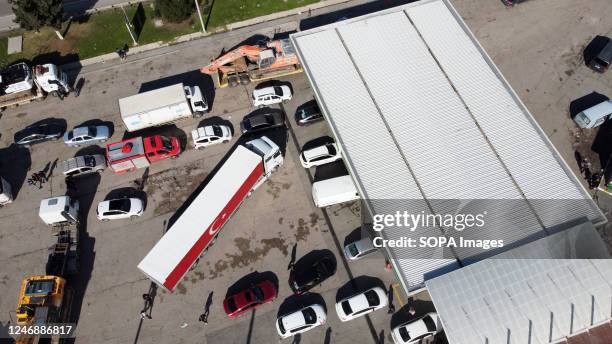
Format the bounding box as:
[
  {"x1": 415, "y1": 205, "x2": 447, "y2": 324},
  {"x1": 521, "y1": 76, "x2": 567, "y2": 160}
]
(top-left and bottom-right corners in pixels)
[
  {"x1": 155, "y1": 0, "x2": 194, "y2": 23},
  {"x1": 9, "y1": 0, "x2": 64, "y2": 31}
]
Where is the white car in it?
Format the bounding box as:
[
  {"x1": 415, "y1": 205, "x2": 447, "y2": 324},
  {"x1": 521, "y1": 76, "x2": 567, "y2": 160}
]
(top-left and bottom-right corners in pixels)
[
  {"x1": 300, "y1": 142, "x2": 341, "y2": 168},
  {"x1": 276, "y1": 304, "x2": 326, "y2": 339},
  {"x1": 252, "y1": 85, "x2": 292, "y2": 107},
  {"x1": 335, "y1": 286, "x2": 387, "y2": 322},
  {"x1": 97, "y1": 198, "x2": 144, "y2": 221},
  {"x1": 191, "y1": 125, "x2": 232, "y2": 149},
  {"x1": 391, "y1": 312, "x2": 443, "y2": 344}
]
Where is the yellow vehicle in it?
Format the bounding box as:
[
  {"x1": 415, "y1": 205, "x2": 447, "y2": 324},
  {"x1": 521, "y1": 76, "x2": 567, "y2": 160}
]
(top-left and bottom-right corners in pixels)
[{"x1": 16, "y1": 275, "x2": 66, "y2": 326}]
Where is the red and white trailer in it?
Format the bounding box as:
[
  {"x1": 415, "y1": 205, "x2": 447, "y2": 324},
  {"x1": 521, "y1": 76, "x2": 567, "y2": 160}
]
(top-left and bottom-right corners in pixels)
[
  {"x1": 137, "y1": 136, "x2": 283, "y2": 291},
  {"x1": 106, "y1": 135, "x2": 181, "y2": 173}
]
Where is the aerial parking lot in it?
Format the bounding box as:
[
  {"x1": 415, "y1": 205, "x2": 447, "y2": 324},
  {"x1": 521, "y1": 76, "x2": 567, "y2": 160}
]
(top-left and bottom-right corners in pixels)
[{"x1": 1, "y1": 0, "x2": 611, "y2": 343}]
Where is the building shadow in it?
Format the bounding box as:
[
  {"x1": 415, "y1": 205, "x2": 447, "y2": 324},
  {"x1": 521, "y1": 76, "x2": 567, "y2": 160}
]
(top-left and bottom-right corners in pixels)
[
  {"x1": 591, "y1": 119, "x2": 612, "y2": 168},
  {"x1": 390, "y1": 299, "x2": 437, "y2": 329},
  {"x1": 583, "y1": 35, "x2": 610, "y2": 67}
]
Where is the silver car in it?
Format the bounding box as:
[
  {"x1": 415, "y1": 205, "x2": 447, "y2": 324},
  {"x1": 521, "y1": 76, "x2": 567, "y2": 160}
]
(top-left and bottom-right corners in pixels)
[
  {"x1": 63, "y1": 125, "x2": 110, "y2": 147},
  {"x1": 63, "y1": 154, "x2": 106, "y2": 178},
  {"x1": 344, "y1": 237, "x2": 377, "y2": 261}
]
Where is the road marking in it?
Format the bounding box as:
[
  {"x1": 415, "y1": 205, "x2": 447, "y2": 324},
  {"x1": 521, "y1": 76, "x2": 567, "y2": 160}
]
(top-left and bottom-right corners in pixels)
[{"x1": 392, "y1": 283, "x2": 405, "y2": 307}]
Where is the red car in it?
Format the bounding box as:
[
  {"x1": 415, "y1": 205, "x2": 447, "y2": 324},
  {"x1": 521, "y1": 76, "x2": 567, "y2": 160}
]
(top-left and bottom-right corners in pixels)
[{"x1": 223, "y1": 280, "x2": 277, "y2": 317}]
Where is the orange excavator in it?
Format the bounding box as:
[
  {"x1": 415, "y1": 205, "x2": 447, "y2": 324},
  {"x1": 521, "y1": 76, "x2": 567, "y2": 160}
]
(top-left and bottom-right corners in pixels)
[{"x1": 200, "y1": 38, "x2": 302, "y2": 88}]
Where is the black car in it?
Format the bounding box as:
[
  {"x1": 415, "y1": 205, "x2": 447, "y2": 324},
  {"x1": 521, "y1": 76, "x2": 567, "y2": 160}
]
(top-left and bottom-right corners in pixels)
[
  {"x1": 289, "y1": 256, "x2": 337, "y2": 294},
  {"x1": 240, "y1": 108, "x2": 285, "y2": 134},
  {"x1": 295, "y1": 100, "x2": 323, "y2": 126},
  {"x1": 14, "y1": 122, "x2": 64, "y2": 146},
  {"x1": 584, "y1": 36, "x2": 612, "y2": 73}
]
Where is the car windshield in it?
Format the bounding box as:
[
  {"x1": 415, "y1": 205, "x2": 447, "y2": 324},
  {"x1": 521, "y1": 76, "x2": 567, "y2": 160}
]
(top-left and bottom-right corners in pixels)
[
  {"x1": 341, "y1": 300, "x2": 352, "y2": 315},
  {"x1": 244, "y1": 291, "x2": 252, "y2": 303},
  {"x1": 160, "y1": 136, "x2": 174, "y2": 151},
  {"x1": 227, "y1": 297, "x2": 238, "y2": 312},
  {"x1": 84, "y1": 156, "x2": 96, "y2": 167},
  {"x1": 273, "y1": 86, "x2": 283, "y2": 96},
  {"x1": 302, "y1": 307, "x2": 317, "y2": 324},
  {"x1": 348, "y1": 244, "x2": 359, "y2": 257},
  {"x1": 422, "y1": 315, "x2": 437, "y2": 332},
  {"x1": 326, "y1": 144, "x2": 337, "y2": 155},
  {"x1": 252, "y1": 286, "x2": 264, "y2": 301},
  {"x1": 277, "y1": 319, "x2": 286, "y2": 334},
  {"x1": 88, "y1": 126, "x2": 97, "y2": 137},
  {"x1": 109, "y1": 199, "x2": 131, "y2": 212},
  {"x1": 66, "y1": 131, "x2": 74, "y2": 140},
  {"x1": 212, "y1": 126, "x2": 222, "y2": 137},
  {"x1": 578, "y1": 113, "x2": 591, "y2": 125},
  {"x1": 365, "y1": 290, "x2": 380, "y2": 307}
]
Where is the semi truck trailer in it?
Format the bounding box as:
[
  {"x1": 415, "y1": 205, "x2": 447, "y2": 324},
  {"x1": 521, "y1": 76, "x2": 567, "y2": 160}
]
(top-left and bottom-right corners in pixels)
[
  {"x1": 119, "y1": 83, "x2": 208, "y2": 132},
  {"x1": 137, "y1": 136, "x2": 283, "y2": 291}
]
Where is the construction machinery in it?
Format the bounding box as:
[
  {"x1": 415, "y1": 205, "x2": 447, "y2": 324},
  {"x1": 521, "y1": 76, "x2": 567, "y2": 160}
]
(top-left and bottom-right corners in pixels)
[{"x1": 200, "y1": 38, "x2": 302, "y2": 88}]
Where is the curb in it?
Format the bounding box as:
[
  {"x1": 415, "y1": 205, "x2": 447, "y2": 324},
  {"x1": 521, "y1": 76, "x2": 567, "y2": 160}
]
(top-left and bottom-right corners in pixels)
[{"x1": 62, "y1": 0, "x2": 352, "y2": 71}]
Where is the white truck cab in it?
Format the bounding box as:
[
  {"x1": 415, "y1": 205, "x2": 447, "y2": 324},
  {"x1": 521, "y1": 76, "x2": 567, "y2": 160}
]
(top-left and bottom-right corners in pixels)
[
  {"x1": 39, "y1": 196, "x2": 80, "y2": 226},
  {"x1": 34, "y1": 64, "x2": 71, "y2": 96},
  {"x1": 245, "y1": 136, "x2": 283, "y2": 176},
  {"x1": 0, "y1": 176, "x2": 13, "y2": 206},
  {"x1": 184, "y1": 85, "x2": 208, "y2": 116}
]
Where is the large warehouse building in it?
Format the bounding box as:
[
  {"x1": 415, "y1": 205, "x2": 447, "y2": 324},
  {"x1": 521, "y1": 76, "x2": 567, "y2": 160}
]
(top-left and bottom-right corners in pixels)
[{"x1": 291, "y1": 0, "x2": 611, "y2": 342}]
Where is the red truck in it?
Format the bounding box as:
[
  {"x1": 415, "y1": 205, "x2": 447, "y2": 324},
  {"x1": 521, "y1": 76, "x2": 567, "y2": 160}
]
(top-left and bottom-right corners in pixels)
[{"x1": 106, "y1": 135, "x2": 181, "y2": 173}]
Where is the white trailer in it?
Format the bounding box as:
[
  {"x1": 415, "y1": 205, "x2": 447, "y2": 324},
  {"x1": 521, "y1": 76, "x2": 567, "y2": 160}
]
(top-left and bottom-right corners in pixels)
[
  {"x1": 138, "y1": 136, "x2": 283, "y2": 291},
  {"x1": 39, "y1": 196, "x2": 79, "y2": 226},
  {"x1": 119, "y1": 83, "x2": 208, "y2": 132}
]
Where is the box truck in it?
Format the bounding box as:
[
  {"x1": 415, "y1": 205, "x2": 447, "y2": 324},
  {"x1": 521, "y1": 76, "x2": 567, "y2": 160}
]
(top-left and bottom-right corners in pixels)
[
  {"x1": 138, "y1": 136, "x2": 283, "y2": 291},
  {"x1": 119, "y1": 83, "x2": 208, "y2": 132},
  {"x1": 312, "y1": 175, "x2": 360, "y2": 208}
]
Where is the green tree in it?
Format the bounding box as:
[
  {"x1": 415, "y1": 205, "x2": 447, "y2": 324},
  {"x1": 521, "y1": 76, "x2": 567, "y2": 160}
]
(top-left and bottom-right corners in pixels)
[
  {"x1": 155, "y1": 0, "x2": 194, "y2": 23},
  {"x1": 9, "y1": 0, "x2": 64, "y2": 31}
]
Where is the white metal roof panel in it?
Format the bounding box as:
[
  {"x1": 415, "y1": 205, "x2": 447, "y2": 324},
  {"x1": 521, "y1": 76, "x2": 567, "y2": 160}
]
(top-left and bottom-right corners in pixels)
[
  {"x1": 119, "y1": 83, "x2": 187, "y2": 117},
  {"x1": 137, "y1": 146, "x2": 261, "y2": 287},
  {"x1": 291, "y1": 0, "x2": 605, "y2": 292}
]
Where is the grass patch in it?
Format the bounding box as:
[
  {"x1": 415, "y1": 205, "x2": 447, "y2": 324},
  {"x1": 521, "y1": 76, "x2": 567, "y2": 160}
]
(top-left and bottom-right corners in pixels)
[
  {"x1": 0, "y1": 2, "x2": 206, "y2": 67},
  {"x1": 207, "y1": 0, "x2": 319, "y2": 28}
]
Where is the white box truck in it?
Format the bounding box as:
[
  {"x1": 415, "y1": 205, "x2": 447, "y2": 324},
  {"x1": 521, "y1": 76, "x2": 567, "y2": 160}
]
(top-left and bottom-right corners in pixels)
[
  {"x1": 39, "y1": 196, "x2": 79, "y2": 226},
  {"x1": 138, "y1": 136, "x2": 283, "y2": 291},
  {"x1": 312, "y1": 175, "x2": 360, "y2": 208},
  {"x1": 119, "y1": 83, "x2": 208, "y2": 132}
]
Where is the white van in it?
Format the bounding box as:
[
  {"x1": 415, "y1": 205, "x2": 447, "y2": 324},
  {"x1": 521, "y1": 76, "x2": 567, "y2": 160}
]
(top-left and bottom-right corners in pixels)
[
  {"x1": 573, "y1": 100, "x2": 612, "y2": 128},
  {"x1": 312, "y1": 175, "x2": 360, "y2": 208}
]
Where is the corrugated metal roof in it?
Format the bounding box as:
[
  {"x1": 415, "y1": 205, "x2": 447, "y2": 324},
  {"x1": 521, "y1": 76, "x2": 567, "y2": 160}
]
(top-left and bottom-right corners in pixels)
[
  {"x1": 425, "y1": 223, "x2": 612, "y2": 344},
  {"x1": 291, "y1": 0, "x2": 606, "y2": 292}
]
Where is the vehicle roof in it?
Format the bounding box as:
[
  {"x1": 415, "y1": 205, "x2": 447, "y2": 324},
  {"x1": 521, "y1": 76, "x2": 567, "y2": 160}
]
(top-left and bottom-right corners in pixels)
[
  {"x1": 303, "y1": 143, "x2": 334, "y2": 160},
  {"x1": 39, "y1": 196, "x2": 69, "y2": 215},
  {"x1": 252, "y1": 86, "x2": 277, "y2": 97},
  {"x1": 597, "y1": 38, "x2": 612, "y2": 62},
  {"x1": 119, "y1": 84, "x2": 188, "y2": 117},
  {"x1": 107, "y1": 137, "x2": 145, "y2": 161},
  {"x1": 344, "y1": 287, "x2": 383, "y2": 310},
  {"x1": 399, "y1": 313, "x2": 437, "y2": 339},
  {"x1": 582, "y1": 100, "x2": 612, "y2": 117},
  {"x1": 71, "y1": 126, "x2": 92, "y2": 137}
]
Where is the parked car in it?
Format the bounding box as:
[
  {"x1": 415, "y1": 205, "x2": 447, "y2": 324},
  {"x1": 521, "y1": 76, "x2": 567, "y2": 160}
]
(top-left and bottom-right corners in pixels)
[
  {"x1": 573, "y1": 99, "x2": 612, "y2": 129},
  {"x1": 295, "y1": 100, "x2": 323, "y2": 126},
  {"x1": 344, "y1": 236, "x2": 377, "y2": 261},
  {"x1": 191, "y1": 124, "x2": 232, "y2": 149},
  {"x1": 584, "y1": 35, "x2": 611, "y2": 73},
  {"x1": 335, "y1": 286, "x2": 387, "y2": 322},
  {"x1": 96, "y1": 198, "x2": 143, "y2": 221},
  {"x1": 240, "y1": 108, "x2": 285, "y2": 134},
  {"x1": 289, "y1": 255, "x2": 336, "y2": 294},
  {"x1": 252, "y1": 85, "x2": 292, "y2": 107},
  {"x1": 391, "y1": 312, "x2": 443, "y2": 344},
  {"x1": 63, "y1": 154, "x2": 106, "y2": 178},
  {"x1": 64, "y1": 125, "x2": 110, "y2": 147},
  {"x1": 276, "y1": 304, "x2": 326, "y2": 339},
  {"x1": 14, "y1": 122, "x2": 64, "y2": 146},
  {"x1": 223, "y1": 280, "x2": 277, "y2": 318},
  {"x1": 300, "y1": 142, "x2": 341, "y2": 168}
]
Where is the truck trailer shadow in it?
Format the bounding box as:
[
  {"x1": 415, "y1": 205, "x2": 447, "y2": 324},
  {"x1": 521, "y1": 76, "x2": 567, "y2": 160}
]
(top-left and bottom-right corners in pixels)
[
  {"x1": 64, "y1": 174, "x2": 100, "y2": 332},
  {"x1": 138, "y1": 70, "x2": 216, "y2": 112},
  {"x1": 0, "y1": 144, "x2": 31, "y2": 200}
]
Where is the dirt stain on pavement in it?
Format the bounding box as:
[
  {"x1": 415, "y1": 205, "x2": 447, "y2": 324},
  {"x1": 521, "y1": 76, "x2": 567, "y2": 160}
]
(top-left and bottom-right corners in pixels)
[
  {"x1": 176, "y1": 283, "x2": 187, "y2": 295},
  {"x1": 147, "y1": 162, "x2": 209, "y2": 215},
  {"x1": 16, "y1": 112, "x2": 27, "y2": 118},
  {"x1": 265, "y1": 179, "x2": 282, "y2": 199}
]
